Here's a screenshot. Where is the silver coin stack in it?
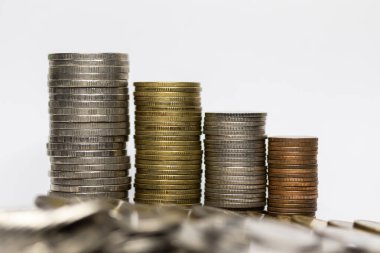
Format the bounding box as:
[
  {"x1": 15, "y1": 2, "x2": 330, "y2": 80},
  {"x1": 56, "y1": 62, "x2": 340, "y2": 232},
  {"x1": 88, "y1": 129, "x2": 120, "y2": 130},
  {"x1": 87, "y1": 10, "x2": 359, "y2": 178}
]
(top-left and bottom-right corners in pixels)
[
  {"x1": 47, "y1": 53, "x2": 131, "y2": 200},
  {"x1": 204, "y1": 112, "x2": 267, "y2": 211}
]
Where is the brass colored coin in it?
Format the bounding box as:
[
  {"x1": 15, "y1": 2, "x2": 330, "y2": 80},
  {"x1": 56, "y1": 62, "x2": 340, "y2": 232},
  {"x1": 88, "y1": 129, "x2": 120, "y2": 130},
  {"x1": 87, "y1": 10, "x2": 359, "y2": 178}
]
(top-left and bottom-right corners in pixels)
[
  {"x1": 49, "y1": 72, "x2": 128, "y2": 80},
  {"x1": 50, "y1": 122, "x2": 128, "y2": 129},
  {"x1": 49, "y1": 108, "x2": 128, "y2": 116},
  {"x1": 50, "y1": 155, "x2": 130, "y2": 165},
  {"x1": 51, "y1": 177, "x2": 130, "y2": 186},
  {"x1": 135, "y1": 125, "x2": 201, "y2": 131},
  {"x1": 134, "y1": 95, "x2": 201, "y2": 101},
  {"x1": 136, "y1": 189, "x2": 201, "y2": 195},
  {"x1": 49, "y1": 87, "x2": 128, "y2": 95},
  {"x1": 134, "y1": 135, "x2": 200, "y2": 141},
  {"x1": 47, "y1": 142, "x2": 126, "y2": 151},
  {"x1": 267, "y1": 207, "x2": 317, "y2": 213},
  {"x1": 49, "y1": 135, "x2": 127, "y2": 143},
  {"x1": 136, "y1": 150, "x2": 202, "y2": 156},
  {"x1": 135, "y1": 105, "x2": 201, "y2": 111},
  {"x1": 134, "y1": 82, "x2": 200, "y2": 87},
  {"x1": 354, "y1": 220, "x2": 380, "y2": 234},
  {"x1": 49, "y1": 128, "x2": 128, "y2": 137},
  {"x1": 135, "y1": 183, "x2": 200, "y2": 190},
  {"x1": 135, "y1": 159, "x2": 201, "y2": 165},
  {"x1": 49, "y1": 59, "x2": 129, "y2": 67},
  {"x1": 135, "y1": 164, "x2": 200, "y2": 170},
  {"x1": 49, "y1": 170, "x2": 127, "y2": 179},
  {"x1": 136, "y1": 169, "x2": 201, "y2": 175},
  {"x1": 268, "y1": 181, "x2": 318, "y2": 187},
  {"x1": 134, "y1": 198, "x2": 200, "y2": 204},
  {"x1": 48, "y1": 53, "x2": 128, "y2": 61},
  {"x1": 135, "y1": 174, "x2": 200, "y2": 180},
  {"x1": 135, "y1": 116, "x2": 201, "y2": 122},
  {"x1": 134, "y1": 193, "x2": 200, "y2": 200},
  {"x1": 48, "y1": 149, "x2": 126, "y2": 157},
  {"x1": 135, "y1": 111, "x2": 201, "y2": 117},
  {"x1": 136, "y1": 154, "x2": 202, "y2": 161},
  {"x1": 268, "y1": 160, "x2": 317, "y2": 165},
  {"x1": 135, "y1": 87, "x2": 201, "y2": 92},
  {"x1": 205, "y1": 183, "x2": 266, "y2": 190},
  {"x1": 51, "y1": 184, "x2": 129, "y2": 193},
  {"x1": 135, "y1": 121, "x2": 200, "y2": 127},
  {"x1": 48, "y1": 80, "x2": 128, "y2": 88},
  {"x1": 135, "y1": 130, "x2": 201, "y2": 136},
  {"x1": 134, "y1": 91, "x2": 200, "y2": 97},
  {"x1": 49, "y1": 100, "x2": 128, "y2": 108},
  {"x1": 205, "y1": 161, "x2": 265, "y2": 167},
  {"x1": 135, "y1": 140, "x2": 201, "y2": 146},
  {"x1": 134, "y1": 178, "x2": 201, "y2": 185},
  {"x1": 49, "y1": 94, "x2": 128, "y2": 101},
  {"x1": 51, "y1": 163, "x2": 130, "y2": 171},
  {"x1": 49, "y1": 191, "x2": 127, "y2": 199},
  {"x1": 136, "y1": 145, "x2": 201, "y2": 151},
  {"x1": 268, "y1": 185, "x2": 318, "y2": 191}
]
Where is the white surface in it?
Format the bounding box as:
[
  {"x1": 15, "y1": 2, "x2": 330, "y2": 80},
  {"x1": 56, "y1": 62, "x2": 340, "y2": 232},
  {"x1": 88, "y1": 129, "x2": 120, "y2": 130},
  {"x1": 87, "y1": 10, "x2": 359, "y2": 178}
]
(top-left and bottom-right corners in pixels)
[{"x1": 0, "y1": 0, "x2": 379, "y2": 221}]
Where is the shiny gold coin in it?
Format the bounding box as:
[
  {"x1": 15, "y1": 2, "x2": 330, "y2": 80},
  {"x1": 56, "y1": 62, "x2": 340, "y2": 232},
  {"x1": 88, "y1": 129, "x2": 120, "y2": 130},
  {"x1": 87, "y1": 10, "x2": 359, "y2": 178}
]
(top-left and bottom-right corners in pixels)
[
  {"x1": 134, "y1": 135, "x2": 200, "y2": 141},
  {"x1": 136, "y1": 189, "x2": 201, "y2": 194},
  {"x1": 135, "y1": 183, "x2": 200, "y2": 190},
  {"x1": 135, "y1": 140, "x2": 201, "y2": 146},
  {"x1": 136, "y1": 154, "x2": 202, "y2": 161},
  {"x1": 136, "y1": 145, "x2": 201, "y2": 151},
  {"x1": 135, "y1": 121, "x2": 201, "y2": 127},
  {"x1": 136, "y1": 150, "x2": 202, "y2": 156},
  {"x1": 135, "y1": 116, "x2": 201, "y2": 122},
  {"x1": 135, "y1": 164, "x2": 200, "y2": 170},
  {"x1": 135, "y1": 105, "x2": 202, "y2": 111},
  {"x1": 135, "y1": 174, "x2": 201, "y2": 180},
  {"x1": 136, "y1": 169, "x2": 201, "y2": 175},
  {"x1": 135, "y1": 111, "x2": 201, "y2": 117},
  {"x1": 134, "y1": 178, "x2": 201, "y2": 185},
  {"x1": 135, "y1": 87, "x2": 201, "y2": 92},
  {"x1": 134, "y1": 82, "x2": 200, "y2": 87},
  {"x1": 134, "y1": 91, "x2": 200, "y2": 97},
  {"x1": 135, "y1": 125, "x2": 201, "y2": 131},
  {"x1": 135, "y1": 130, "x2": 202, "y2": 136},
  {"x1": 134, "y1": 198, "x2": 200, "y2": 204},
  {"x1": 135, "y1": 159, "x2": 201, "y2": 165},
  {"x1": 134, "y1": 95, "x2": 201, "y2": 101},
  {"x1": 135, "y1": 193, "x2": 200, "y2": 199}
]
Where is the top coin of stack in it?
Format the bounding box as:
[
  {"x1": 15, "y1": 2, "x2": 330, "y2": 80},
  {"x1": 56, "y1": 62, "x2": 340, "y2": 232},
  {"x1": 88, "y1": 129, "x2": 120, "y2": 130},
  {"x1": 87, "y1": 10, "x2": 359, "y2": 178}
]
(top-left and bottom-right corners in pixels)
[
  {"x1": 47, "y1": 53, "x2": 131, "y2": 200},
  {"x1": 133, "y1": 82, "x2": 202, "y2": 207},
  {"x1": 267, "y1": 136, "x2": 318, "y2": 216},
  {"x1": 204, "y1": 112, "x2": 267, "y2": 211}
]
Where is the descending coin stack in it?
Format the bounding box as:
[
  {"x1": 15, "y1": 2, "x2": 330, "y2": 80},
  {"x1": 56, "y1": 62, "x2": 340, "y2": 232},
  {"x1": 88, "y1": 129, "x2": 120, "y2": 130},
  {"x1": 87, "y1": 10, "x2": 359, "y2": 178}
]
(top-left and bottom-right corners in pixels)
[
  {"x1": 133, "y1": 82, "x2": 202, "y2": 207},
  {"x1": 204, "y1": 113, "x2": 267, "y2": 211},
  {"x1": 47, "y1": 53, "x2": 131, "y2": 200},
  {"x1": 267, "y1": 136, "x2": 318, "y2": 216}
]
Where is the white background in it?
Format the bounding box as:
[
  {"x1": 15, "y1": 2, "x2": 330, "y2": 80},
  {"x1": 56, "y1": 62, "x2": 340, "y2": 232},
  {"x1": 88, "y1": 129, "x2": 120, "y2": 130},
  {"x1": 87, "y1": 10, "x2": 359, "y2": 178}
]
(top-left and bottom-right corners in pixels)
[{"x1": 0, "y1": 0, "x2": 379, "y2": 221}]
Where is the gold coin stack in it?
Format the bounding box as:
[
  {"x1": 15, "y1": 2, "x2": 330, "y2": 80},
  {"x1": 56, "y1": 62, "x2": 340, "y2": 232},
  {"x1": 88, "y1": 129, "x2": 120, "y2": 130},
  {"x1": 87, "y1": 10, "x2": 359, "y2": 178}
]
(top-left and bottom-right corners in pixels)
[
  {"x1": 47, "y1": 53, "x2": 131, "y2": 200},
  {"x1": 267, "y1": 136, "x2": 318, "y2": 216},
  {"x1": 203, "y1": 112, "x2": 267, "y2": 211},
  {"x1": 133, "y1": 82, "x2": 202, "y2": 207}
]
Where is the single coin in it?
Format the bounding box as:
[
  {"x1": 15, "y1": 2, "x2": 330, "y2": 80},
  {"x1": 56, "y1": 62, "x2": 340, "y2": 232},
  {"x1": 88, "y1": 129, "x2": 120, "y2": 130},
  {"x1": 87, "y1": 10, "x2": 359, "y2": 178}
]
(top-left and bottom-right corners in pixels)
[
  {"x1": 135, "y1": 121, "x2": 201, "y2": 127},
  {"x1": 135, "y1": 183, "x2": 200, "y2": 190},
  {"x1": 134, "y1": 82, "x2": 200, "y2": 87},
  {"x1": 205, "y1": 192, "x2": 265, "y2": 199},
  {"x1": 48, "y1": 53, "x2": 128, "y2": 61},
  {"x1": 269, "y1": 194, "x2": 318, "y2": 200},
  {"x1": 135, "y1": 87, "x2": 201, "y2": 92},
  {"x1": 205, "y1": 152, "x2": 266, "y2": 158},
  {"x1": 48, "y1": 80, "x2": 128, "y2": 88},
  {"x1": 205, "y1": 112, "x2": 267, "y2": 117},
  {"x1": 50, "y1": 121, "x2": 128, "y2": 129},
  {"x1": 204, "y1": 121, "x2": 266, "y2": 127},
  {"x1": 205, "y1": 156, "x2": 265, "y2": 162},
  {"x1": 205, "y1": 183, "x2": 266, "y2": 190},
  {"x1": 49, "y1": 128, "x2": 128, "y2": 137},
  {"x1": 204, "y1": 139, "x2": 265, "y2": 145},
  {"x1": 49, "y1": 72, "x2": 128, "y2": 80},
  {"x1": 47, "y1": 149, "x2": 126, "y2": 157},
  {"x1": 268, "y1": 164, "x2": 318, "y2": 169},
  {"x1": 205, "y1": 135, "x2": 266, "y2": 140},
  {"x1": 49, "y1": 59, "x2": 129, "y2": 66},
  {"x1": 135, "y1": 130, "x2": 201, "y2": 136},
  {"x1": 134, "y1": 95, "x2": 201, "y2": 101},
  {"x1": 136, "y1": 150, "x2": 202, "y2": 156},
  {"x1": 206, "y1": 117, "x2": 267, "y2": 123},
  {"x1": 268, "y1": 146, "x2": 318, "y2": 152},
  {"x1": 49, "y1": 170, "x2": 127, "y2": 179},
  {"x1": 49, "y1": 135, "x2": 127, "y2": 143},
  {"x1": 206, "y1": 178, "x2": 266, "y2": 185},
  {"x1": 134, "y1": 91, "x2": 200, "y2": 97},
  {"x1": 268, "y1": 169, "x2": 318, "y2": 175},
  {"x1": 49, "y1": 100, "x2": 128, "y2": 108},
  {"x1": 268, "y1": 202, "x2": 317, "y2": 208},
  {"x1": 269, "y1": 150, "x2": 318, "y2": 156},
  {"x1": 136, "y1": 169, "x2": 201, "y2": 175},
  {"x1": 50, "y1": 115, "x2": 128, "y2": 122},
  {"x1": 206, "y1": 175, "x2": 267, "y2": 181},
  {"x1": 49, "y1": 108, "x2": 128, "y2": 116},
  {"x1": 49, "y1": 87, "x2": 128, "y2": 95},
  {"x1": 354, "y1": 220, "x2": 380, "y2": 234},
  {"x1": 49, "y1": 66, "x2": 129, "y2": 73},
  {"x1": 51, "y1": 177, "x2": 130, "y2": 186},
  {"x1": 135, "y1": 104, "x2": 201, "y2": 110},
  {"x1": 135, "y1": 159, "x2": 201, "y2": 165},
  {"x1": 206, "y1": 166, "x2": 266, "y2": 173},
  {"x1": 134, "y1": 198, "x2": 200, "y2": 204},
  {"x1": 268, "y1": 142, "x2": 318, "y2": 148},
  {"x1": 135, "y1": 111, "x2": 201, "y2": 117},
  {"x1": 135, "y1": 174, "x2": 200, "y2": 180},
  {"x1": 50, "y1": 156, "x2": 130, "y2": 165},
  {"x1": 268, "y1": 160, "x2": 317, "y2": 165},
  {"x1": 135, "y1": 178, "x2": 201, "y2": 184},
  {"x1": 269, "y1": 136, "x2": 318, "y2": 143},
  {"x1": 135, "y1": 125, "x2": 201, "y2": 131},
  {"x1": 268, "y1": 173, "x2": 318, "y2": 178},
  {"x1": 47, "y1": 142, "x2": 125, "y2": 151},
  {"x1": 51, "y1": 184, "x2": 129, "y2": 193},
  {"x1": 134, "y1": 135, "x2": 200, "y2": 141},
  {"x1": 136, "y1": 154, "x2": 202, "y2": 161},
  {"x1": 268, "y1": 185, "x2": 318, "y2": 191},
  {"x1": 268, "y1": 176, "x2": 318, "y2": 181},
  {"x1": 134, "y1": 193, "x2": 200, "y2": 199},
  {"x1": 136, "y1": 145, "x2": 201, "y2": 151},
  {"x1": 135, "y1": 164, "x2": 200, "y2": 170},
  {"x1": 268, "y1": 181, "x2": 318, "y2": 187},
  {"x1": 204, "y1": 144, "x2": 265, "y2": 150},
  {"x1": 135, "y1": 115, "x2": 201, "y2": 122},
  {"x1": 205, "y1": 161, "x2": 266, "y2": 167},
  {"x1": 204, "y1": 129, "x2": 266, "y2": 135},
  {"x1": 136, "y1": 189, "x2": 201, "y2": 195},
  {"x1": 49, "y1": 94, "x2": 128, "y2": 101},
  {"x1": 268, "y1": 207, "x2": 317, "y2": 213},
  {"x1": 204, "y1": 201, "x2": 265, "y2": 209},
  {"x1": 49, "y1": 191, "x2": 127, "y2": 199},
  {"x1": 267, "y1": 211, "x2": 316, "y2": 217},
  {"x1": 205, "y1": 148, "x2": 266, "y2": 154},
  {"x1": 205, "y1": 188, "x2": 266, "y2": 195},
  {"x1": 269, "y1": 189, "x2": 318, "y2": 195},
  {"x1": 268, "y1": 154, "x2": 317, "y2": 160},
  {"x1": 206, "y1": 170, "x2": 266, "y2": 177},
  {"x1": 51, "y1": 163, "x2": 130, "y2": 171},
  {"x1": 134, "y1": 140, "x2": 201, "y2": 146}
]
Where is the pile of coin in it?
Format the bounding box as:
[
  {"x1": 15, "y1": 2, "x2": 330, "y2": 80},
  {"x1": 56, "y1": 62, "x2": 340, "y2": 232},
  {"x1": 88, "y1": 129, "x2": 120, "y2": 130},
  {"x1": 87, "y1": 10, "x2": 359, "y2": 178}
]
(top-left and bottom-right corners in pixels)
[
  {"x1": 133, "y1": 82, "x2": 202, "y2": 207},
  {"x1": 47, "y1": 53, "x2": 131, "y2": 200},
  {"x1": 267, "y1": 136, "x2": 318, "y2": 216},
  {"x1": 204, "y1": 113, "x2": 267, "y2": 211}
]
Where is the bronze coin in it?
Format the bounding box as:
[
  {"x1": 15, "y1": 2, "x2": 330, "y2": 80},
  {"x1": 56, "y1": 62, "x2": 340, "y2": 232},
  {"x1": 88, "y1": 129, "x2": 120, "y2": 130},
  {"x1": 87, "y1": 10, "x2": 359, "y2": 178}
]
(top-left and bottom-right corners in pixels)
[
  {"x1": 268, "y1": 173, "x2": 318, "y2": 178},
  {"x1": 269, "y1": 136, "x2": 318, "y2": 143},
  {"x1": 268, "y1": 154, "x2": 317, "y2": 160},
  {"x1": 268, "y1": 202, "x2": 317, "y2": 208},
  {"x1": 268, "y1": 164, "x2": 318, "y2": 170},
  {"x1": 268, "y1": 168, "x2": 318, "y2": 174},
  {"x1": 268, "y1": 189, "x2": 318, "y2": 195},
  {"x1": 267, "y1": 207, "x2": 317, "y2": 213},
  {"x1": 269, "y1": 194, "x2": 318, "y2": 200},
  {"x1": 267, "y1": 198, "x2": 317, "y2": 204},
  {"x1": 269, "y1": 150, "x2": 318, "y2": 156},
  {"x1": 269, "y1": 146, "x2": 318, "y2": 152},
  {"x1": 268, "y1": 185, "x2": 318, "y2": 191},
  {"x1": 267, "y1": 211, "x2": 316, "y2": 217},
  {"x1": 269, "y1": 175, "x2": 318, "y2": 181},
  {"x1": 268, "y1": 181, "x2": 318, "y2": 187},
  {"x1": 268, "y1": 159, "x2": 317, "y2": 165}
]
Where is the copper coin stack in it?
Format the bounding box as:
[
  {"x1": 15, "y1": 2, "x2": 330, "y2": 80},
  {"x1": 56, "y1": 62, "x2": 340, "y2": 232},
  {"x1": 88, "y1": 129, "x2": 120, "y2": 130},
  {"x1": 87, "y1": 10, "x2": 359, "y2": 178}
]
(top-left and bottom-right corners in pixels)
[
  {"x1": 204, "y1": 112, "x2": 267, "y2": 211},
  {"x1": 133, "y1": 82, "x2": 203, "y2": 207},
  {"x1": 267, "y1": 136, "x2": 318, "y2": 216},
  {"x1": 47, "y1": 53, "x2": 131, "y2": 200}
]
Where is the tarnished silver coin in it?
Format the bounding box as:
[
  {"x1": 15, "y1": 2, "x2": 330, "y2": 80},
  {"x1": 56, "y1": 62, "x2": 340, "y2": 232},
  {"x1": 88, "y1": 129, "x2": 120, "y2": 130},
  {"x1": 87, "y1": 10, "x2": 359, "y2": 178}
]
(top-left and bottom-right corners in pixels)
[
  {"x1": 48, "y1": 191, "x2": 127, "y2": 199},
  {"x1": 47, "y1": 142, "x2": 126, "y2": 151},
  {"x1": 50, "y1": 121, "x2": 129, "y2": 129},
  {"x1": 50, "y1": 184, "x2": 129, "y2": 193},
  {"x1": 49, "y1": 72, "x2": 128, "y2": 80},
  {"x1": 51, "y1": 176, "x2": 130, "y2": 186},
  {"x1": 49, "y1": 59, "x2": 129, "y2": 66},
  {"x1": 50, "y1": 156, "x2": 130, "y2": 165},
  {"x1": 51, "y1": 163, "x2": 130, "y2": 171},
  {"x1": 47, "y1": 149, "x2": 126, "y2": 157},
  {"x1": 49, "y1": 108, "x2": 128, "y2": 116},
  {"x1": 48, "y1": 80, "x2": 128, "y2": 88},
  {"x1": 49, "y1": 94, "x2": 128, "y2": 101},
  {"x1": 205, "y1": 156, "x2": 266, "y2": 162},
  {"x1": 49, "y1": 87, "x2": 128, "y2": 95},
  {"x1": 48, "y1": 53, "x2": 128, "y2": 61},
  {"x1": 49, "y1": 66, "x2": 129, "y2": 73},
  {"x1": 49, "y1": 128, "x2": 128, "y2": 137},
  {"x1": 49, "y1": 170, "x2": 127, "y2": 179},
  {"x1": 49, "y1": 135, "x2": 127, "y2": 143}
]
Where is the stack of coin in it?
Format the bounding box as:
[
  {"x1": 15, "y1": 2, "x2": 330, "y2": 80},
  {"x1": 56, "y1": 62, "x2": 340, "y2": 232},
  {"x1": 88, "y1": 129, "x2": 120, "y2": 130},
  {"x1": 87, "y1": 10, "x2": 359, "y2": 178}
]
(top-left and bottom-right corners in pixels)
[
  {"x1": 133, "y1": 82, "x2": 202, "y2": 207},
  {"x1": 47, "y1": 53, "x2": 131, "y2": 200},
  {"x1": 267, "y1": 136, "x2": 318, "y2": 216},
  {"x1": 204, "y1": 112, "x2": 267, "y2": 211}
]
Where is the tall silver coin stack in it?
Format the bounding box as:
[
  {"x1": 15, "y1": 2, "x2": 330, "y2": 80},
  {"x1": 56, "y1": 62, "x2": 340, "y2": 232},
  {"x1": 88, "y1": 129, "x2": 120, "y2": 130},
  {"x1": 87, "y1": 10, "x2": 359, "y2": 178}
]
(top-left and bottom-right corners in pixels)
[
  {"x1": 133, "y1": 82, "x2": 203, "y2": 208},
  {"x1": 47, "y1": 53, "x2": 131, "y2": 200},
  {"x1": 204, "y1": 112, "x2": 267, "y2": 211}
]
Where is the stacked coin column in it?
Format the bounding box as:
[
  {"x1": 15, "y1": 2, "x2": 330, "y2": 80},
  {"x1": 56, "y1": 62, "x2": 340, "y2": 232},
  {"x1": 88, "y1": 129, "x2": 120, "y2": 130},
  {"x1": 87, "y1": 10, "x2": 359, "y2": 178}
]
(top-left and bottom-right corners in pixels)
[
  {"x1": 267, "y1": 136, "x2": 318, "y2": 216},
  {"x1": 204, "y1": 113, "x2": 267, "y2": 211},
  {"x1": 133, "y1": 82, "x2": 202, "y2": 207},
  {"x1": 47, "y1": 53, "x2": 131, "y2": 200}
]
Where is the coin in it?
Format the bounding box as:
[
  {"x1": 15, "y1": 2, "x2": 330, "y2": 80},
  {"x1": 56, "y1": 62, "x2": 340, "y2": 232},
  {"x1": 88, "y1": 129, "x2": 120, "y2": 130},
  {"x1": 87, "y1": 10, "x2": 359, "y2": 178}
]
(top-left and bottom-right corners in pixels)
[
  {"x1": 134, "y1": 81, "x2": 200, "y2": 87},
  {"x1": 136, "y1": 169, "x2": 201, "y2": 175},
  {"x1": 48, "y1": 53, "x2": 128, "y2": 61},
  {"x1": 135, "y1": 105, "x2": 202, "y2": 110},
  {"x1": 327, "y1": 220, "x2": 353, "y2": 229},
  {"x1": 268, "y1": 154, "x2": 317, "y2": 160},
  {"x1": 135, "y1": 164, "x2": 200, "y2": 170},
  {"x1": 134, "y1": 96, "x2": 201, "y2": 101},
  {"x1": 47, "y1": 142, "x2": 125, "y2": 150},
  {"x1": 49, "y1": 128, "x2": 128, "y2": 137},
  {"x1": 134, "y1": 135, "x2": 200, "y2": 141},
  {"x1": 51, "y1": 177, "x2": 130, "y2": 186},
  {"x1": 268, "y1": 202, "x2": 317, "y2": 208},
  {"x1": 354, "y1": 220, "x2": 380, "y2": 234},
  {"x1": 268, "y1": 168, "x2": 318, "y2": 174},
  {"x1": 134, "y1": 198, "x2": 200, "y2": 204},
  {"x1": 50, "y1": 108, "x2": 128, "y2": 116},
  {"x1": 205, "y1": 192, "x2": 265, "y2": 199},
  {"x1": 48, "y1": 191, "x2": 128, "y2": 199},
  {"x1": 269, "y1": 136, "x2": 318, "y2": 143},
  {"x1": 134, "y1": 87, "x2": 201, "y2": 93},
  {"x1": 206, "y1": 179, "x2": 266, "y2": 185},
  {"x1": 135, "y1": 174, "x2": 200, "y2": 180},
  {"x1": 205, "y1": 156, "x2": 265, "y2": 162},
  {"x1": 267, "y1": 206, "x2": 317, "y2": 213},
  {"x1": 268, "y1": 150, "x2": 318, "y2": 156},
  {"x1": 50, "y1": 184, "x2": 129, "y2": 193},
  {"x1": 135, "y1": 125, "x2": 201, "y2": 131},
  {"x1": 48, "y1": 80, "x2": 128, "y2": 88},
  {"x1": 49, "y1": 72, "x2": 128, "y2": 80},
  {"x1": 50, "y1": 122, "x2": 129, "y2": 129},
  {"x1": 51, "y1": 163, "x2": 130, "y2": 171},
  {"x1": 49, "y1": 66, "x2": 129, "y2": 73},
  {"x1": 49, "y1": 87, "x2": 128, "y2": 95},
  {"x1": 136, "y1": 189, "x2": 201, "y2": 195},
  {"x1": 205, "y1": 188, "x2": 266, "y2": 194},
  {"x1": 49, "y1": 100, "x2": 128, "y2": 108},
  {"x1": 49, "y1": 170, "x2": 127, "y2": 179},
  {"x1": 134, "y1": 178, "x2": 201, "y2": 185},
  {"x1": 50, "y1": 115, "x2": 128, "y2": 123},
  {"x1": 268, "y1": 159, "x2": 317, "y2": 165},
  {"x1": 47, "y1": 149, "x2": 126, "y2": 157},
  {"x1": 134, "y1": 183, "x2": 200, "y2": 190},
  {"x1": 49, "y1": 59, "x2": 129, "y2": 66},
  {"x1": 206, "y1": 170, "x2": 266, "y2": 176},
  {"x1": 49, "y1": 135, "x2": 127, "y2": 143},
  {"x1": 134, "y1": 91, "x2": 200, "y2": 97},
  {"x1": 205, "y1": 183, "x2": 266, "y2": 190},
  {"x1": 268, "y1": 181, "x2": 318, "y2": 187},
  {"x1": 135, "y1": 111, "x2": 201, "y2": 117},
  {"x1": 268, "y1": 185, "x2": 318, "y2": 191},
  {"x1": 50, "y1": 156, "x2": 130, "y2": 165},
  {"x1": 135, "y1": 145, "x2": 201, "y2": 151},
  {"x1": 134, "y1": 140, "x2": 201, "y2": 146},
  {"x1": 136, "y1": 150, "x2": 202, "y2": 155},
  {"x1": 204, "y1": 201, "x2": 266, "y2": 209},
  {"x1": 49, "y1": 94, "x2": 128, "y2": 101},
  {"x1": 135, "y1": 130, "x2": 201, "y2": 136},
  {"x1": 134, "y1": 193, "x2": 200, "y2": 200},
  {"x1": 135, "y1": 159, "x2": 201, "y2": 165},
  {"x1": 267, "y1": 146, "x2": 318, "y2": 152}
]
